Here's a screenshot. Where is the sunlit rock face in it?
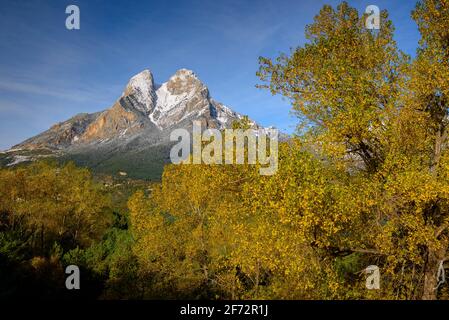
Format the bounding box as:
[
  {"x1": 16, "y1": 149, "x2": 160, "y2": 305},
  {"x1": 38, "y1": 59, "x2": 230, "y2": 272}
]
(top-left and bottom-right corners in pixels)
[{"x1": 5, "y1": 68, "x2": 267, "y2": 178}]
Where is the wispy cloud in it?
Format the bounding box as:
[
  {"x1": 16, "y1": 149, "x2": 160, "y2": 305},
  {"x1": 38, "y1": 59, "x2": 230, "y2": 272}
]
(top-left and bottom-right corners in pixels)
[{"x1": 0, "y1": 80, "x2": 109, "y2": 103}]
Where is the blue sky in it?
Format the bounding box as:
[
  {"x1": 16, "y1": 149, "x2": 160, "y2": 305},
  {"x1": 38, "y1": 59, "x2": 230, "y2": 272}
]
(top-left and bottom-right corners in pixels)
[{"x1": 0, "y1": 0, "x2": 420, "y2": 150}]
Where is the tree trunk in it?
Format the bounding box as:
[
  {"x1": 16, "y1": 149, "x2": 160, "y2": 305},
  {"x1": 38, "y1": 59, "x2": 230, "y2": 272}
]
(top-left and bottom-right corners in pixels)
[
  {"x1": 40, "y1": 225, "x2": 45, "y2": 255},
  {"x1": 422, "y1": 247, "x2": 445, "y2": 300}
]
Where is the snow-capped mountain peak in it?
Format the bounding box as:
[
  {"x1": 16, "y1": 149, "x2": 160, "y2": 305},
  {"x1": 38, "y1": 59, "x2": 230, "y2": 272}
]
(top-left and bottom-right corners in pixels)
[
  {"x1": 3, "y1": 67, "x2": 273, "y2": 178},
  {"x1": 122, "y1": 69, "x2": 156, "y2": 114},
  {"x1": 147, "y1": 69, "x2": 212, "y2": 128},
  {"x1": 12, "y1": 67, "x2": 262, "y2": 153}
]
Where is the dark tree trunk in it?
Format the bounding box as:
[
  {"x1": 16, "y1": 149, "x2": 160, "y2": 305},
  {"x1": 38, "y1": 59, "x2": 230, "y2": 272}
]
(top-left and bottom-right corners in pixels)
[{"x1": 422, "y1": 247, "x2": 445, "y2": 300}]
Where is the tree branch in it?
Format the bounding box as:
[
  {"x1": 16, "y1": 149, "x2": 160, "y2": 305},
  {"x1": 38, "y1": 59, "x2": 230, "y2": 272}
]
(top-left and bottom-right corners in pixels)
[{"x1": 349, "y1": 248, "x2": 385, "y2": 255}]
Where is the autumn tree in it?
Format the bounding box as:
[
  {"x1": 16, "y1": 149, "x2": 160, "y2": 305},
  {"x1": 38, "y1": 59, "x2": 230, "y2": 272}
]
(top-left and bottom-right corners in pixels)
[
  {"x1": 406, "y1": 0, "x2": 449, "y2": 299},
  {"x1": 0, "y1": 161, "x2": 110, "y2": 253},
  {"x1": 129, "y1": 162, "x2": 246, "y2": 298},
  {"x1": 0, "y1": 161, "x2": 112, "y2": 298},
  {"x1": 257, "y1": 0, "x2": 449, "y2": 300},
  {"x1": 258, "y1": 2, "x2": 406, "y2": 172}
]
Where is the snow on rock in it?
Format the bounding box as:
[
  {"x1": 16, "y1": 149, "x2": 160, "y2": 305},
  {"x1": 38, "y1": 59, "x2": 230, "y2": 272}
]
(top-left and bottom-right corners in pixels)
[
  {"x1": 154, "y1": 82, "x2": 191, "y2": 114},
  {"x1": 119, "y1": 68, "x2": 259, "y2": 131},
  {"x1": 5, "y1": 148, "x2": 24, "y2": 153},
  {"x1": 148, "y1": 69, "x2": 209, "y2": 128},
  {"x1": 215, "y1": 104, "x2": 240, "y2": 127},
  {"x1": 122, "y1": 69, "x2": 156, "y2": 114},
  {"x1": 7, "y1": 155, "x2": 31, "y2": 166},
  {"x1": 8, "y1": 67, "x2": 271, "y2": 160}
]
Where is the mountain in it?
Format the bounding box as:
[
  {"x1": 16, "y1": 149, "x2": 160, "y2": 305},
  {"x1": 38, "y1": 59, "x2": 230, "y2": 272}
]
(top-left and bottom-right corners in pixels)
[{"x1": 0, "y1": 68, "x2": 263, "y2": 179}]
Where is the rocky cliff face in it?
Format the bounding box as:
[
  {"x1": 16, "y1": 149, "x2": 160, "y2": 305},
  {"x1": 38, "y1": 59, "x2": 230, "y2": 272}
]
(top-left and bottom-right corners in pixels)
[
  {"x1": 14, "y1": 68, "x2": 256, "y2": 151},
  {"x1": 16, "y1": 112, "x2": 101, "y2": 150},
  {"x1": 3, "y1": 68, "x2": 262, "y2": 179}
]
